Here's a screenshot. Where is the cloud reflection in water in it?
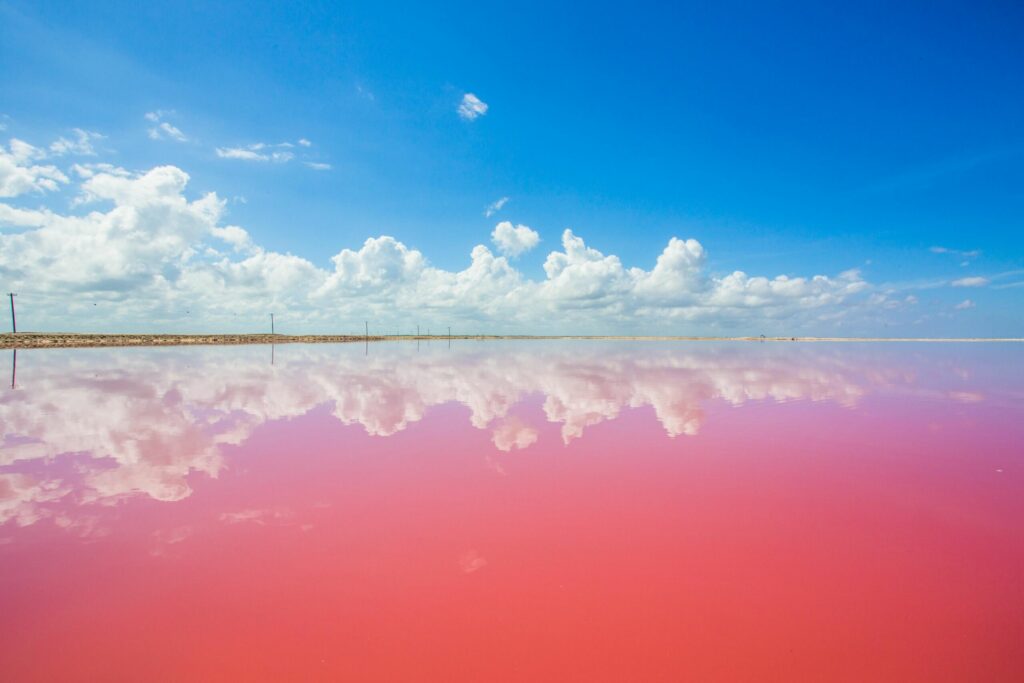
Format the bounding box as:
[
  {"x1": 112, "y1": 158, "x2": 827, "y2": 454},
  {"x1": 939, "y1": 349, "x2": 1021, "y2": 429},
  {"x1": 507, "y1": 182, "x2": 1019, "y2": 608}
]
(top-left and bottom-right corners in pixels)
[{"x1": 0, "y1": 341, "x2": 951, "y2": 527}]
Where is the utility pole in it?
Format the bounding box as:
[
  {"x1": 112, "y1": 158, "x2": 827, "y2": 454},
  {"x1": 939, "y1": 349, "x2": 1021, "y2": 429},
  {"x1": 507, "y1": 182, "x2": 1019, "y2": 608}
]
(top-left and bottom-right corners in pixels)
[
  {"x1": 365, "y1": 321, "x2": 368, "y2": 341},
  {"x1": 6, "y1": 293, "x2": 16, "y2": 334},
  {"x1": 271, "y1": 313, "x2": 275, "y2": 335}
]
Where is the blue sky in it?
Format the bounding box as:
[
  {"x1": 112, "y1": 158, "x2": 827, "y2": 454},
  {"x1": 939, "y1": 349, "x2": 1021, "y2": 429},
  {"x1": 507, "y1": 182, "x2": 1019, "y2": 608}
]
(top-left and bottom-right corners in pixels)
[{"x1": 1, "y1": 0, "x2": 1022, "y2": 335}]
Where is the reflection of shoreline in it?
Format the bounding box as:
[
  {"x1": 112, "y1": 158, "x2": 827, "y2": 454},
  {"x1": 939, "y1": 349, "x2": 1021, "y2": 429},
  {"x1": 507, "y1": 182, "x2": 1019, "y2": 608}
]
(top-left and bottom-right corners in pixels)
[
  {"x1": 4, "y1": 332, "x2": 1024, "y2": 349},
  {"x1": 0, "y1": 343, "x2": 963, "y2": 527}
]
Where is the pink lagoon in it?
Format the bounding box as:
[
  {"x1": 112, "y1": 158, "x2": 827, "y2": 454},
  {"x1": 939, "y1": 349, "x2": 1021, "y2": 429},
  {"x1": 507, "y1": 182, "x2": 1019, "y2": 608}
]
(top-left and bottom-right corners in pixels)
[{"x1": 1, "y1": 341, "x2": 1022, "y2": 681}]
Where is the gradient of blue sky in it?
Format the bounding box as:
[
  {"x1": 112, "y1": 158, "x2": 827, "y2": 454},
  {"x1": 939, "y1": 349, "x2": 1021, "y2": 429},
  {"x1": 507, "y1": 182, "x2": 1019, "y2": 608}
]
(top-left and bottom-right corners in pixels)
[{"x1": 1, "y1": 0, "x2": 1022, "y2": 334}]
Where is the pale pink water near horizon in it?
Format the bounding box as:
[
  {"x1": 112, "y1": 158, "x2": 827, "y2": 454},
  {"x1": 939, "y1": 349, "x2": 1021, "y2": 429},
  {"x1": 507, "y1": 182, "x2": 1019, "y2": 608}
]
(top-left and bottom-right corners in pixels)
[{"x1": 1, "y1": 341, "x2": 1022, "y2": 681}]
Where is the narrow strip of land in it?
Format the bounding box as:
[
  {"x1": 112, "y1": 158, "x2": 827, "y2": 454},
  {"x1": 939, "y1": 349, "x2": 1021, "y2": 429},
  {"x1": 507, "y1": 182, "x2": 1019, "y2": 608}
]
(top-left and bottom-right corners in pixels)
[{"x1": 2, "y1": 333, "x2": 1022, "y2": 349}]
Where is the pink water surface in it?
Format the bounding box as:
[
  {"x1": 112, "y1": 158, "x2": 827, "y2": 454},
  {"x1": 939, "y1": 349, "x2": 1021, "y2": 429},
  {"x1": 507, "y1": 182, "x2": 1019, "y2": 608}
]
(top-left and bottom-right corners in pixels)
[{"x1": 1, "y1": 341, "x2": 1022, "y2": 681}]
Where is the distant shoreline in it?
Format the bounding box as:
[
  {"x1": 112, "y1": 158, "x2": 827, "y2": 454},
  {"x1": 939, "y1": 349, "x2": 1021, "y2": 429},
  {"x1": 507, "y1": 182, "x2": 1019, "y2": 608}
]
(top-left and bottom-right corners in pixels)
[{"x1": 2, "y1": 332, "x2": 1023, "y2": 349}]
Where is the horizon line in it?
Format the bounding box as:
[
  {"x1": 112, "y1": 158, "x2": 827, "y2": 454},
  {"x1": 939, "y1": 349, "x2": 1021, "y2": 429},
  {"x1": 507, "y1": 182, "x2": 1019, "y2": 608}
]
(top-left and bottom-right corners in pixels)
[{"x1": 3, "y1": 332, "x2": 1024, "y2": 350}]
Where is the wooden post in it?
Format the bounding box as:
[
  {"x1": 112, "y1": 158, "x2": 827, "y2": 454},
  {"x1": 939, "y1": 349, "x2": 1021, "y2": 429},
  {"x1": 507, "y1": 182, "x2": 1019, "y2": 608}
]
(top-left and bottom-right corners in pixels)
[{"x1": 6, "y1": 293, "x2": 16, "y2": 334}]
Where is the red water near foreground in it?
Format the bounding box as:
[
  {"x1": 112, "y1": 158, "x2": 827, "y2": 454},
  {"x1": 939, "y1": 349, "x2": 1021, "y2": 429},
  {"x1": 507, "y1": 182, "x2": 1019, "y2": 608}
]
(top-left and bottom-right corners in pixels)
[{"x1": 1, "y1": 342, "x2": 1022, "y2": 681}]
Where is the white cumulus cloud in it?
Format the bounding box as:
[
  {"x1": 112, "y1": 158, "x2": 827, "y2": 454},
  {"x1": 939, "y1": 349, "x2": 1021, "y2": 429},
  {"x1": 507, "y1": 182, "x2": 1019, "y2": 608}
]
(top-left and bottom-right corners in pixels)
[
  {"x1": 0, "y1": 139, "x2": 69, "y2": 197},
  {"x1": 930, "y1": 245, "x2": 980, "y2": 258},
  {"x1": 951, "y1": 276, "x2": 989, "y2": 288},
  {"x1": 0, "y1": 137, "x2": 877, "y2": 334},
  {"x1": 49, "y1": 128, "x2": 104, "y2": 156},
  {"x1": 458, "y1": 93, "x2": 488, "y2": 120},
  {"x1": 484, "y1": 196, "x2": 508, "y2": 217},
  {"x1": 215, "y1": 139, "x2": 322, "y2": 167},
  {"x1": 216, "y1": 147, "x2": 265, "y2": 161},
  {"x1": 216, "y1": 144, "x2": 295, "y2": 163},
  {"x1": 491, "y1": 221, "x2": 540, "y2": 257},
  {"x1": 145, "y1": 111, "x2": 188, "y2": 142}
]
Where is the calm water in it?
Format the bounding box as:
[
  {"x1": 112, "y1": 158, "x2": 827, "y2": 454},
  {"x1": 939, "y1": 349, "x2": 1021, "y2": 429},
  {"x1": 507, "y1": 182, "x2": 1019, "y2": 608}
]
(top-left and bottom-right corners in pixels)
[{"x1": 1, "y1": 341, "x2": 1022, "y2": 681}]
